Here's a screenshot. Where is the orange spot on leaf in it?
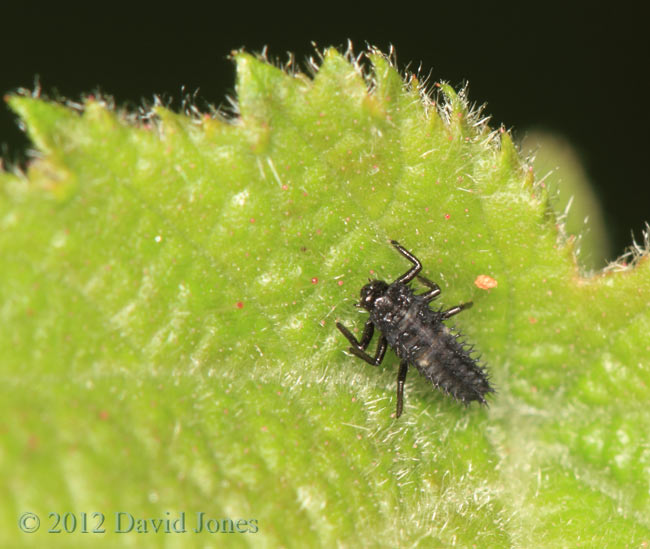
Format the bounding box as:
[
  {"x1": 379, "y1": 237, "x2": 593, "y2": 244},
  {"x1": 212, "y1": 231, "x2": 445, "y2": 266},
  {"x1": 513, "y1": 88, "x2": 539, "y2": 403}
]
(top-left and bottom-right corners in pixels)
[{"x1": 474, "y1": 275, "x2": 498, "y2": 290}]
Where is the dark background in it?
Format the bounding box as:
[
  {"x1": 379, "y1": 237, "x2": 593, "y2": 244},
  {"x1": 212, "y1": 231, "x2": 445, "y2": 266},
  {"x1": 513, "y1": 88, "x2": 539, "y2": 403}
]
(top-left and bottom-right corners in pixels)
[{"x1": 2, "y1": 6, "x2": 648, "y2": 262}]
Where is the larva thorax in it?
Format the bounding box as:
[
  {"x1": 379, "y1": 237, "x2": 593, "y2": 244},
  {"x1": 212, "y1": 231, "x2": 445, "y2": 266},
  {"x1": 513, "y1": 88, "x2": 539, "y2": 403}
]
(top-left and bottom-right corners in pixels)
[{"x1": 362, "y1": 282, "x2": 432, "y2": 354}]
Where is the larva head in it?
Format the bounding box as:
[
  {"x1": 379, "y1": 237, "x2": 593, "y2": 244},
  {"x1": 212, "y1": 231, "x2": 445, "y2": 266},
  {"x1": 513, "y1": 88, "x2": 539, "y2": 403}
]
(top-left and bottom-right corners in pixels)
[{"x1": 358, "y1": 280, "x2": 389, "y2": 311}]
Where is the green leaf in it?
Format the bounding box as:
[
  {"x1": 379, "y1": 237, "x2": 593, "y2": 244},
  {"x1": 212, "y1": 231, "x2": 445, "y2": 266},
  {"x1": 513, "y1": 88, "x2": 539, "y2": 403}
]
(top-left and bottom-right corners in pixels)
[
  {"x1": 2, "y1": 46, "x2": 649, "y2": 548},
  {"x1": 521, "y1": 130, "x2": 612, "y2": 270}
]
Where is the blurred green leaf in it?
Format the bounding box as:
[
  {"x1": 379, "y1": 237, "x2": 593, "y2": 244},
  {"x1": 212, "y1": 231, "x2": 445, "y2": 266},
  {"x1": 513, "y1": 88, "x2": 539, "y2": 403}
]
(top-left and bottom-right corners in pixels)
[{"x1": 521, "y1": 130, "x2": 611, "y2": 270}]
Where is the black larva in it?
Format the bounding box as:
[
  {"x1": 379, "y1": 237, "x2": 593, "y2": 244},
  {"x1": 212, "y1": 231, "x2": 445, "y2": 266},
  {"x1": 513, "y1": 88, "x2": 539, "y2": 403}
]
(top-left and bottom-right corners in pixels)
[{"x1": 336, "y1": 240, "x2": 493, "y2": 418}]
